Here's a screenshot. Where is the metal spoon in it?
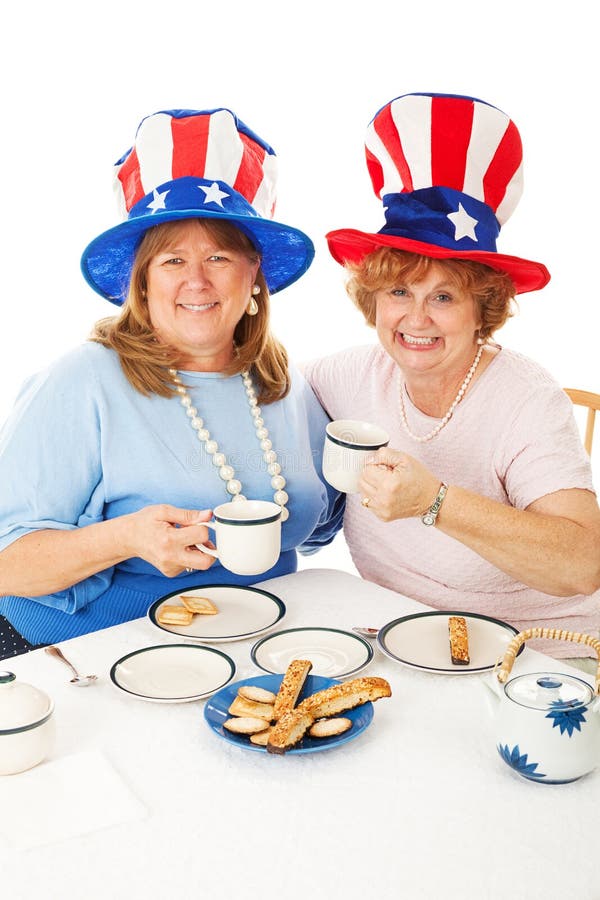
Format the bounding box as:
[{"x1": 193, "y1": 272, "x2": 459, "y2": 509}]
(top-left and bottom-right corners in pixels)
[
  {"x1": 352, "y1": 626, "x2": 380, "y2": 639},
  {"x1": 45, "y1": 645, "x2": 98, "y2": 686}
]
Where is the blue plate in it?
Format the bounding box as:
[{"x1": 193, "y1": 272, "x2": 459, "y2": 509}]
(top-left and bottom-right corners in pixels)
[{"x1": 204, "y1": 673, "x2": 374, "y2": 754}]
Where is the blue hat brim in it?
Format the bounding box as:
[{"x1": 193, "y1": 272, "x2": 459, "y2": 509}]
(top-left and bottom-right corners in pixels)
[
  {"x1": 326, "y1": 229, "x2": 550, "y2": 295},
  {"x1": 81, "y1": 210, "x2": 315, "y2": 305}
]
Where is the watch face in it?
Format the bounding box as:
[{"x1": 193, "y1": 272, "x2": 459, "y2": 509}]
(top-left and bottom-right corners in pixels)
[{"x1": 422, "y1": 514, "x2": 435, "y2": 526}]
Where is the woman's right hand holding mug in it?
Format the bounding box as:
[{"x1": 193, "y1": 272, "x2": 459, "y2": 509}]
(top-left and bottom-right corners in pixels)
[
  {"x1": 123, "y1": 504, "x2": 216, "y2": 576},
  {"x1": 359, "y1": 448, "x2": 441, "y2": 522}
]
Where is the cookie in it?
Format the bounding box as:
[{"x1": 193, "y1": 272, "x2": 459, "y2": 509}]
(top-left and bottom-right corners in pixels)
[
  {"x1": 156, "y1": 604, "x2": 193, "y2": 626},
  {"x1": 238, "y1": 685, "x2": 277, "y2": 704},
  {"x1": 309, "y1": 717, "x2": 352, "y2": 738},
  {"x1": 249, "y1": 728, "x2": 272, "y2": 746},
  {"x1": 180, "y1": 595, "x2": 219, "y2": 615},
  {"x1": 223, "y1": 716, "x2": 271, "y2": 735},
  {"x1": 228, "y1": 695, "x2": 274, "y2": 721}
]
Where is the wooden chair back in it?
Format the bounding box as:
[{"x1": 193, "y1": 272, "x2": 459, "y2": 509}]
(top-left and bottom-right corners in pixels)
[{"x1": 564, "y1": 388, "x2": 600, "y2": 456}]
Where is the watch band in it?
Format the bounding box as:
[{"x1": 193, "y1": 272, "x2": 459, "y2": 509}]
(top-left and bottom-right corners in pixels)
[{"x1": 421, "y1": 482, "x2": 448, "y2": 527}]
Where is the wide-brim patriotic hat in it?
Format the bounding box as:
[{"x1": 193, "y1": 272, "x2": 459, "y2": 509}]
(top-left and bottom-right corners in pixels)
[
  {"x1": 81, "y1": 108, "x2": 315, "y2": 304},
  {"x1": 327, "y1": 93, "x2": 550, "y2": 294}
]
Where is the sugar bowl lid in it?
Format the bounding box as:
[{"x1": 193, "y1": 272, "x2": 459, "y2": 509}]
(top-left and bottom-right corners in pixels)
[
  {"x1": 505, "y1": 671, "x2": 593, "y2": 711},
  {"x1": 0, "y1": 671, "x2": 54, "y2": 733}
]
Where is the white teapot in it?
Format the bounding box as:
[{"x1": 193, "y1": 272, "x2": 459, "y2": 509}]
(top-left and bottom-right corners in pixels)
[{"x1": 485, "y1": 628, "x2": 600, "y2": 784}]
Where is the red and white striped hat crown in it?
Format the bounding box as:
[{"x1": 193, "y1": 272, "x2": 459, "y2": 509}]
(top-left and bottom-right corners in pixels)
[
  {"x1": 327, "y1": 93, "x2": 549, "y2": 294},
  {"x1": 81, "y1": 108, "x2": 314, "y2": 304}
]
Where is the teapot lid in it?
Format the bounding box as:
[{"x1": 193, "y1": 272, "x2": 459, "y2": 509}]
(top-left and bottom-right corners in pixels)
[
  {"x1": 0, "y1": 671, "x2": 53, "y2": 733},
  {"x1": 505, "y1": 671, "x2": 593, "y2": 710}
]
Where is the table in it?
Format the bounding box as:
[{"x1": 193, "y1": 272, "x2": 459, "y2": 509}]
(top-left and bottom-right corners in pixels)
[{"x1": 1, "y1": 568, "x2": 597, "y2": 900}]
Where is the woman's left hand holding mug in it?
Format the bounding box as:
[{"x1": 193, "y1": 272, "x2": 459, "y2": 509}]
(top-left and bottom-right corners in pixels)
[
  {"x1": 358, "y1": 448, "x2": 441, "y2": 522},
  {"x1": 123, "y1": 505, "x2": 216, "y2": 576}
]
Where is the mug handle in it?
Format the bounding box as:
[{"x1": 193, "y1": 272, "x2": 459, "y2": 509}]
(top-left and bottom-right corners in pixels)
[{"x1": 194, "y1": 521, "x2": 219, "y2": 560}]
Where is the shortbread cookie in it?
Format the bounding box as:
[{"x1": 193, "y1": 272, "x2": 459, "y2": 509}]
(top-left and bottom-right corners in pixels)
[
  {"x1": 249, "y1": 728, "x2": 272, "y2": 746},
  {"x1": 448, "y1": 616, "x2": 470, "y2": 665},
  {"x1": 309, "y1": 717, "x2": 352, "y2": 738},
  {"x1": 223, "y1": 717, "x2": 270, "y2": 735},
  {"x1": 228, "y1": 695, "x2": 274, "y2": 721},
  {"x1": 157, "y1": 604, "x2": 193, "y2": 626},
  {"x1": 238, "y1": 685, "x2": 277, "y2": 704},
  {"x1": 180, "y1": 594, "x2": 219, "y2": 615}
]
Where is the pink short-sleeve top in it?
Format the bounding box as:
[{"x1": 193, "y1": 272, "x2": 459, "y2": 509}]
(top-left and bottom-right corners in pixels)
[{"x1": 304, "y1": 344, "x2": 599, "y2": 656}]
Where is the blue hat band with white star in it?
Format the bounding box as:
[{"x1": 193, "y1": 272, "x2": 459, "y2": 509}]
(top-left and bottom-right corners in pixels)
[
  {"x1": 380, "y1": 187, "x2": 500, "y2": 252},
  {"x1": 129, "y1": 176, "x2": 260, "y2": 223}
]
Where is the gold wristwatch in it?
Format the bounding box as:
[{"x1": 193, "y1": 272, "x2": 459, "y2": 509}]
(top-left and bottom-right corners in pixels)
[{"x1": 421, "y1": 482, "x2": 448, "y2": 526}]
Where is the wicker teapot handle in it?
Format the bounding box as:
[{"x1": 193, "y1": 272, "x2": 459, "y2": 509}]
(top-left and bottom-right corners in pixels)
[{"x1": 496, "y1": 628, "x2": 600, "y2": 695}]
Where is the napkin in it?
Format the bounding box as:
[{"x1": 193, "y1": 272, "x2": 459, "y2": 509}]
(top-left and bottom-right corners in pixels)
[{"x1": 0, "y1": 749, "x2": 147, "y2": 851}]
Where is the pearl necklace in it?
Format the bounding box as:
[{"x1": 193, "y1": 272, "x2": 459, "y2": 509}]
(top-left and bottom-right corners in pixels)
[
  {"x1": 169, "y1": 368, "x2": 289, "y2": 521},
  {"x1": 399, "y1": 344, "x2": 484, "y2": 443}
]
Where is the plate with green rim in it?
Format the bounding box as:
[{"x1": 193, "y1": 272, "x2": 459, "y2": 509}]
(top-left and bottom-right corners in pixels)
[
  {"x1": 377, "y1": 610, "x2": 521, "y2": 674},
  {"x1": 251, "y1": 626, "x2": 373, "y2": 678},
  {"x1": 148, "y1": 583, "x2": 285, "y2": 643},
  {"x1": 110, "y1": 643, "x2": 236, "y2": 703}
]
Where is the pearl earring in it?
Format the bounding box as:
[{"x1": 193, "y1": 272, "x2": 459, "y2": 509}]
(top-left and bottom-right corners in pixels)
[
  {"x1": 247, "y1": 296, "x2": 259, "y2": 316},
  {"x1": 252, "y1": 284, "x2": 260, "y2": 295}
]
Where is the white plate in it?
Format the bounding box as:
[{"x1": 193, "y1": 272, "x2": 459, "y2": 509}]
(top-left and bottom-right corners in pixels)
[
  {"x1": 251, "y1": 627, "x2": 373, "y2": 678},
  {"x1": 377, "y1": 610, "x2": 521, "y2": 674},
  {"x1": 110, "y1": 644, "x2": 236, "y2": 702},
  {"x1": 147, "y1": 584, "x2": 285, "y2": 643}
]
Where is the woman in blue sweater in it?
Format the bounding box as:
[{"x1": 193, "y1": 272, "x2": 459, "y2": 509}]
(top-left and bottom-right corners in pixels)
[{"x1": 0, "y1": 107, "x2": 343, "y2": 657}]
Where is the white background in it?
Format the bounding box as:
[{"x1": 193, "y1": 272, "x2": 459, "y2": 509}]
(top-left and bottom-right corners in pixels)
[{"x1": 1, "y1": 0, "x2": 597, "y2": 571}]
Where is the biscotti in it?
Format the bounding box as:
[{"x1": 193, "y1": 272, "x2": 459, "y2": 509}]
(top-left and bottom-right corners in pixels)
[
  {"x1": 448, "y1": 616, "x2": 470, "y2": 665},
  {"x1": 272, "y1": 659, "x2": 312, "y2": 720},
  {"x1": 298, "y1": 677, "x2": 392, "y2": 718},
  {"x1": 266, "y1": 708, "x2": 315, "y2": 754}
]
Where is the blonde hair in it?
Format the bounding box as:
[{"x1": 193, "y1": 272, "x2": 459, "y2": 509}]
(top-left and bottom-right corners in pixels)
[
  {"x1": 90, "y1": 219, "x2": 290, "y2": 405},
  {"x1": 346, "y1": 248, "x2": 516, "y2": 339}
]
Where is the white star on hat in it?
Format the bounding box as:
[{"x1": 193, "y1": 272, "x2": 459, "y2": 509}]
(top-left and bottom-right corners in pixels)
[
  {"x1": 199, "y1": 182, "x2": 229, "y2": 207},
  {"x1": 447, "y1": 203, "x2": 478, "y2": 241},
  {"x1": 147, "y1": 188, "x2": 169, "y2": 214}
]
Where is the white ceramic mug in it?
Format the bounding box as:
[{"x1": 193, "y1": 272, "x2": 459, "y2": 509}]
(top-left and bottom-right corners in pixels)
[
  {"x1": 196, "y1": 499, "x2": 282, "y2": 576},
  {"x1": 322, "y1": 419, "x2": 390, "y2": 493}
]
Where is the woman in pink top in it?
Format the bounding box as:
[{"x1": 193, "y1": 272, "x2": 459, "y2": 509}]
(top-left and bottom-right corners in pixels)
[{"x1": 305, "y1": 93, "x2": 600, "y2": 659}]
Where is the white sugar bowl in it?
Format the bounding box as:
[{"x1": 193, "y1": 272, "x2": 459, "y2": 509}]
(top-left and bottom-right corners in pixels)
[{"x1": 0, "y1": 671, "x2": 55, "y2": 775}]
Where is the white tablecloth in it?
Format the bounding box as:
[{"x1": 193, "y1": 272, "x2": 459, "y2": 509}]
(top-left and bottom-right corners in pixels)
[{"x1": 0, "y1": 568, "x2": 597, "y2": 900}]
